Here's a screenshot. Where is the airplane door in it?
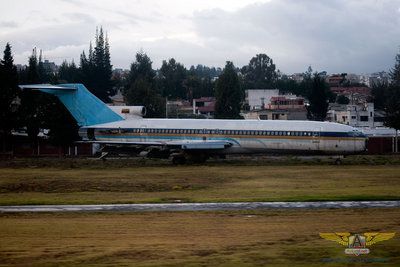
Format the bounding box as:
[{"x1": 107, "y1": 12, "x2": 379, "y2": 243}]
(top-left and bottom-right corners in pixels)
[
  {"x1": 312, "y1": 127, "x2": 321, "y2": 150},
  {"x1": 140, "y1": 125, "x2": 147, "y2": 142}
]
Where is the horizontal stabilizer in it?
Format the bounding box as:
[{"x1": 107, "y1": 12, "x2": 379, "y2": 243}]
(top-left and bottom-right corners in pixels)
[{"x1": 20, "y1": 84, "x2": 77, "y2": 90}]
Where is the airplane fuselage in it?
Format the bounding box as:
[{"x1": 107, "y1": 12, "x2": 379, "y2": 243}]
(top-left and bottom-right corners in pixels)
[{"x1": 79, "y1": 118, "x2": 367, "y2": 155}]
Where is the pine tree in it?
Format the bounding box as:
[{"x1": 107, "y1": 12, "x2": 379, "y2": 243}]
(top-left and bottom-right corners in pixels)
[
  {"x1": 27, "y1": 48, "x2": 40, "y2": 83},
  {"x1": 58, "y1": 60, "x2": 79, "y2": 83},
  {"x1": 104, "y1": 33, "x2": 112, "y2": 83},
  {"x1": 307, "y1": 73, "x2": 329, "y2": 121},
  {"x1": 88, "y1": 42, "x2": 94, "y2": 65},
  {"x1": 19, "y1": 49, "x2": 42, "y2": 141},
  {"x1": 79, "y1": 27, "x2": 114, "y2": 102},
  {"x1": 391, "y1": 53, "x2": 400, "y2": 82},
  {"x1": 385, "y1": 51, "x2": 400, "y2": 152},
  {"x1": 0, "y1": 43, "x2": 20, "y2": 152},
  {"x1": 214, "y1": 62, "x2": 242, "y2": 119},
  {"x1": 371, "y1": 82, "x2": 387, "y2": 110},
  {"x1": 94, "y1": 27, "x2": 105, "y2": 70},
  {"x1": 38, "y1": 50, "x2": 45, "y2": 82}
]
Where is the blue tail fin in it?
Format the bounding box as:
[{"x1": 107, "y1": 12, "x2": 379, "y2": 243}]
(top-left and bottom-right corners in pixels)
[{"x1": 19, "y1": 83, "x2": 124, "y2": 126}]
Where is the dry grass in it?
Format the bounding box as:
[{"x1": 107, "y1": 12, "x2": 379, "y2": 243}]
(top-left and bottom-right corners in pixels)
[
  {"x1": 0, "y1": 208, "x2": 399, "y2": 266},
  {"x1": 1, "y1": 158, "x2": 399, "y2": 266},
  {"x1": 0, "y1": 165, "x2": 399, "y2": 205}
]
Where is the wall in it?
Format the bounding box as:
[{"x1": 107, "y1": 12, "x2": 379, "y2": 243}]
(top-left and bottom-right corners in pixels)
[{"x1": 8, "y1": 140, "x2": 93, "y2": 157}]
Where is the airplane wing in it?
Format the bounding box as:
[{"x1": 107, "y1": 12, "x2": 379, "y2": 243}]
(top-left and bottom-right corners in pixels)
[
  {"x1": 79, "y1": 140, "x2": 232, "y2": 150},
  {"x1": 80, "y1": 140, "x2": 233, "y2": 163}
]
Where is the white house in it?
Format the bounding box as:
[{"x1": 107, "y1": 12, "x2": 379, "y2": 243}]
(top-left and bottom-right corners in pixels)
[
  {"x1": 326, "y1": 103, "x2": 375, "y2": 127},
  {"x1": 245, "y1": 89, "x2": 280, "y2": 110}
]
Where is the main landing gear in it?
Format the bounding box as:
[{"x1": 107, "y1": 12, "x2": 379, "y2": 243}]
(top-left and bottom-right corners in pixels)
[{"x1": 334, "y1": 156, "x2": 344, "y2": 165}]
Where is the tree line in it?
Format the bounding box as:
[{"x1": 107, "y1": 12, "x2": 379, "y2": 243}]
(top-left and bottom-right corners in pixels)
[{"x1": 1, "y1": 27, "x2": 400, "y2": 150}]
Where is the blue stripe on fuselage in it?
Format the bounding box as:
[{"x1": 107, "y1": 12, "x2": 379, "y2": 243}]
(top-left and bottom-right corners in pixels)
[
  {"x1": 92, "y1": 134, "x2": 242, "y2": 146},
  {"x1": 79, "y1": 127, "x2": 366, "y2": 139}
]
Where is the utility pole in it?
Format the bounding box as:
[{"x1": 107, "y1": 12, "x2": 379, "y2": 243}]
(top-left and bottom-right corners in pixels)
[
  {"x1": 165, "y1": 94, "x2": 171, "y2": 119},
  {"x1": 165, "y1": 96, "x2": 168, "y2": 118}
]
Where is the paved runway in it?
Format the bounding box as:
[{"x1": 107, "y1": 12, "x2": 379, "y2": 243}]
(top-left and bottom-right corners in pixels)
[{"x1": 1, "y1": 201, "x2": 400, "y2": 212}]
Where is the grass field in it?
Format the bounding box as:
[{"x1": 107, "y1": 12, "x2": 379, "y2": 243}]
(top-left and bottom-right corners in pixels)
[
  {"x1": 1, "y1": 209, "x2": 399, "y2": 266},
  {"x1": 0, "y1": 156, "x2": 399, "y2": 266},
  {"x1": 0, "y1": 162, "x2": 399, "y2": 205}
]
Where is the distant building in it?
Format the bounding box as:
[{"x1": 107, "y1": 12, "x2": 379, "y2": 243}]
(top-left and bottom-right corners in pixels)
[
  {"x1": 330, "y1": 87, "x2": 371, "y2": 95},
  {"x1": 326, "y1": 103, "x2": 375, "y2": 127},
  {"x1": 327, "y1": 74, "x2": 346, "y2": 86},
  {"x1": 346, "y1": 73, "x2": 361, "y2": 84},
  {"x1": 109, "y1": 90, "x2": 125, "y2": 106},
  {"x1": 245, "y1": 89, "x2": 280, "y2": 110},
  {"x1": 289, "y1": 73, "x2": 304, "y2": 83},
  {"x1": 42, "y1": 60, "x2": 57, "y2": 74},
  {"x1": 266, "y1": 95, "x2": 306, "y2": 111},
  {"x1": 167, "y1": 99, "x2": 194, "y2": 118},
  {"x1": 193, "y1": 97, "x2": 215, "y2": 118},
  {"x1": 368, "y1": 72, "x2": 390, "y2": 87},
  {"x1": 244, "y1": 109, "x2": 307, "y2": 121},
  {"x1": 243, "y1": 94, "x2": 307, "y2": 120},
  {"x1": 330, "y1": 87, "x2": 371, "y2": 105}
]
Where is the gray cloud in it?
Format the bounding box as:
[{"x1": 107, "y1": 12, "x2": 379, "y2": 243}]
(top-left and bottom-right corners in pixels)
[
  {"x1": 2, "y1": 0, "x2": 399, "y2": 74},
  {"x1": 1, "y1": 21, "x2": 95, "y2": 65},
  {"x1": 111, "y1": 35, "x2": 246, "y2": 71},
  {"x1": 62, "y1": 12, "x2": 96, "y2": 24},
  {"x1": 0, "y1": 21, "x2": 18, "y2": 28},
  {"x1": 191, "y1": 0, "x2": 400, "y2": 73}
]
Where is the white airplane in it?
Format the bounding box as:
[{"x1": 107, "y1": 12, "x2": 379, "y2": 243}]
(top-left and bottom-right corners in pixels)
[{"x1": 20, "y1": 84, "x2": 367, "y2": 164}]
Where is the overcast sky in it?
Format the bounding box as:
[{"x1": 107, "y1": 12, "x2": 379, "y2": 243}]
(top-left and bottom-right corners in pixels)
[{"x1": 1, "y1": 0, "x2": 399, "y2": 74}]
